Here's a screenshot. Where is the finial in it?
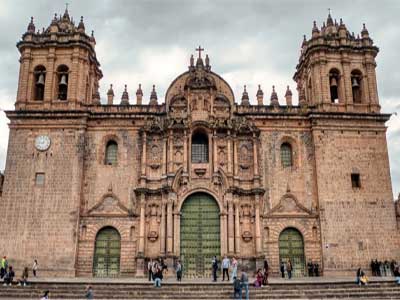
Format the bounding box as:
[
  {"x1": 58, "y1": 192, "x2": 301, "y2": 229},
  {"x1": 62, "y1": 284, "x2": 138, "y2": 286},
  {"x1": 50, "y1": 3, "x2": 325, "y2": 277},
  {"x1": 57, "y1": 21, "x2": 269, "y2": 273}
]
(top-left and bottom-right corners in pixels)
[
  {"x1": 121, "y1": 84, "x2": 129, "y2": 103},
  {"x1": 27, "y1": 16, "x2": 35, "y2": 32},
  {"x1": 302, "y1": 35, "x2": 307, "y2": 47},
  {"x1": 107, "y1": 84, "x2": 114, "y2": 96},
  {"x1": 270, "y1": 85, "x2": 278, "y2": 103},
  {"x1": 150, "y1": 84, "x2": 158, "y2": 105},
  {"x1": 327, "y1": 10, "x2": 334, "y2": 26},
  {"x1": 256, "y1": 84, "x2": 263, "y2": 96},
  {"x1": 78, "y1": 16, "x2": 85, "y2": 31},
  {"x1": 361, "y1": 23, "x2": 369, "y2": 37},
  {"x1": 205, "y1": 54, "x2": 210, "y2": 69},
  {"x1": 340, "y1": 18, "x2": 343, "y2": 25},
  {"x1": 63, "y1": 3, "x2": 70, "y2": 20},
  {"x1": 285, "y1": 85, "x2": 292, "y2": 97},
  {"x1": 241, "y1": 85, "x2": 250, "y2": 105},
  {"x1": 196, "y1": 45, "x2": 204, "y2": 58},
  {"x1": 136, "y1": 83, "x2": 143, "y2": 95},
  {"x1": 312, "y1": 21, "x2": 319, "y2": 35},
  {"x1": 91, "y1": 30, "x2": 94, "y2": 37}
]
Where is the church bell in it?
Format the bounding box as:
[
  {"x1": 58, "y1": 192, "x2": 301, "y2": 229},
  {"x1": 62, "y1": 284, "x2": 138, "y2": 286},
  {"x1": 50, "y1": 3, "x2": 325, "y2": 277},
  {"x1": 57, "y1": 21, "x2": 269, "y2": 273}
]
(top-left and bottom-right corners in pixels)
[
  {"x1": 352, "y1": 77, "x2": 359, "y2": 88},
  {"x1": 330, "y1": 77, "x2": 338, "y2": 87},
  {"x1": 59, "y1": 74, "x2": 68, "y2": 86},
  {"x1": 36, "y1": 73, "x2": 45, "y2": 85}
]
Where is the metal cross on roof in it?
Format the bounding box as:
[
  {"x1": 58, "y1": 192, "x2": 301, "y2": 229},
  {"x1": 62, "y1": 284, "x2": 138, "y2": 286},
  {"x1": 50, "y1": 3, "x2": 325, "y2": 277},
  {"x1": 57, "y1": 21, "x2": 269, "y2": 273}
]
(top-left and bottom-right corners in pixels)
[{"x1": 196, "y1": 46, "x2": 204, "y2": 58}]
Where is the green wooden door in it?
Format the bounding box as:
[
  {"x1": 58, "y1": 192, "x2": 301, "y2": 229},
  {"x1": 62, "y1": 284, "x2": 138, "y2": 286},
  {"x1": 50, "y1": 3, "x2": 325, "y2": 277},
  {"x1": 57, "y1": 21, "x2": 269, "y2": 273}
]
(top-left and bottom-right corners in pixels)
[
  {"x1": 180, "y1": 193, "x2": 220, "y2": 278},
  {"x1": 93, "y1": 227, "x2": 121, "y2": 277},
  {"x1": 279, "y1": 228, "x2": 305, "y2": 277}
]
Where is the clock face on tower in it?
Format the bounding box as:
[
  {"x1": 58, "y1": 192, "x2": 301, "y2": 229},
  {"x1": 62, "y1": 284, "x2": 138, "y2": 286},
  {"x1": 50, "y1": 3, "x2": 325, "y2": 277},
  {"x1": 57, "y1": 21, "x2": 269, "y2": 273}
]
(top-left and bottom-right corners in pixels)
[{"x1": 35, "y1": 135, "x2": 51, "y2": 151}]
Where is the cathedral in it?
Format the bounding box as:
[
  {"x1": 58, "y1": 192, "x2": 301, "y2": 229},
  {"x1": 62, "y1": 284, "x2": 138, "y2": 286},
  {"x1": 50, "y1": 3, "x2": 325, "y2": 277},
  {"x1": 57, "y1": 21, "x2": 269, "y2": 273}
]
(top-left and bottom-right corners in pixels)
[{"x1": 0, "y1": 8, "x2": 399, "y2": 278}]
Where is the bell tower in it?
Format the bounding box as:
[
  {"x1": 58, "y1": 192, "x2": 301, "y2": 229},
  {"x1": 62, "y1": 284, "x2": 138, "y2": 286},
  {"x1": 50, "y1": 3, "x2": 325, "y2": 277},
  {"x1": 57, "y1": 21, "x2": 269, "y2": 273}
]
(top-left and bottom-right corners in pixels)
[
  {"x1": 15, "y1": 7, "x2": 102, "y2": 110},
  {"x1": 293, "y1": 13, "x2": 380, "y2": 113}
]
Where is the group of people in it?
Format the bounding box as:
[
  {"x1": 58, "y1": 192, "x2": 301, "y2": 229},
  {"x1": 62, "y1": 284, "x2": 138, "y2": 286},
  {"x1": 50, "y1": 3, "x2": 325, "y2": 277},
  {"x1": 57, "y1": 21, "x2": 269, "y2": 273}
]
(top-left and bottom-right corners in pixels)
[
  {"x1": 370, "y1": 259, "x2": 398, "y2": 277},
  {"x1": 279, "y1": 259, "x2": 293, "y2": 279},
  {"x1": 1, "y1": 256, "x2": 38, "y2": 287},
  {"x1": 212, "y1": 256, "x2": 241, "y2": 282},
  {"x1": 307, "y1": 261, "x2": 320, "y2": 277},
  {"x1": 147, "y1": 258, "x2": 169, "y2": 287}
]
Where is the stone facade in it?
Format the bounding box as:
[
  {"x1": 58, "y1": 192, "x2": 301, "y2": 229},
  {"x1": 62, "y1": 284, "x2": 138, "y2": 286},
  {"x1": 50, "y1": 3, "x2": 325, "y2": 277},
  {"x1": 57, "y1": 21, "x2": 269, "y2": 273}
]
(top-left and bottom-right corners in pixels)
[{"x1": 0, "y1": 10, "x2": 399, "y2": 277}]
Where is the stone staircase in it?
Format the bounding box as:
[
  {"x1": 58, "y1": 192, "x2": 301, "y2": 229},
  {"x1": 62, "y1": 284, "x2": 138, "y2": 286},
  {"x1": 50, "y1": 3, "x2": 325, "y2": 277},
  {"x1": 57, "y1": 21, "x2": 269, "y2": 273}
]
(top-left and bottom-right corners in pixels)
[{"x1": 0, "y1": 280, "x2": 399, "y2": 299}]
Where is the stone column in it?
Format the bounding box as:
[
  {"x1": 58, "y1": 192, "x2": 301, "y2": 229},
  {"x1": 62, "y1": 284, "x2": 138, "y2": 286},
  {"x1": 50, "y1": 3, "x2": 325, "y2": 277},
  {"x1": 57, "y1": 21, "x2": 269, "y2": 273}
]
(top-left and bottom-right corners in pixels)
[
  {"x1": 221, "y1": 212, "x2": 227, "y2": 256},
  {"x1": 227, "y1": 131, "x2": 233, "y2": 175},
  {"x1": 162, "y1": 137, "x2": 167, "y2": 175},
  {"x1": 208, "y1": 132, "x2": 213, "y2": 171},
  {"x1": 174, "y1": 211, "x2": 181, "y2": 257},
  {"x1": 141, "y1": 132, "x2": 147, "y2": 179},
  {"x1": 160, "y1": 198, "x2": 166, "y2": 255},
  {"x1": 138, "y1": 195, "x2": 146, "y2": 255},
  {"x1": 233, "y1": 138, "x2": 238, "y2": 177},
  {"x1": 254, "y1": 195, "x2": 262, "y2": 254},
  {"x1": 167, "y1": 193, "x2": 175, "y2": 254},
  {"x1": 213, "y1": 131, "x2": 218, "y2": 173},
  {"x1": 253, "y1": 136, "x2": 259, "y2": 177},
  {"x1": 227, "y1": 195, "x2": 235, "y2": 254},
  {"x1": 234, "y1": 196, "x2": 241, "y2": 255},
  {"x1": 342, "y1": 60, "x2": 352, "y2": 105},
  {"x1": 183, "y1": 130, "x2": 188, "y2": 173},
  {"x1": 168, "y1": 131, "x2": 173, "y2": 174}
]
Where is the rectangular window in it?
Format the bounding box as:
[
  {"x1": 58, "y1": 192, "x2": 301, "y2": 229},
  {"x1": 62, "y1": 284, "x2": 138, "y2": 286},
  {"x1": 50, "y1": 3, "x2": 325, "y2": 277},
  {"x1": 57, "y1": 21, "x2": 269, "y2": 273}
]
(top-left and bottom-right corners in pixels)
[
  {"x1": 35, "y1": 173, "x2": 45, "y2": 186},
  {"x1": 351, "y1": 173, "x2": 361, "y2": 188}
]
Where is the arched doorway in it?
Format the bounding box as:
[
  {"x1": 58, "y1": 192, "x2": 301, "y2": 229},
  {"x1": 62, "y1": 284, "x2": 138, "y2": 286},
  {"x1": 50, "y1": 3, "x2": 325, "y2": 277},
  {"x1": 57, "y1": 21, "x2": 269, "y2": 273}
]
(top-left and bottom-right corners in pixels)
[
  {"x1": 180, "y1": 193, "x2": 220, "y2": 278},
  {"x1": 279, "y1": 227, "x2": 305, "y2": 277},
  {"x1": 93, "y1": 227, "x2": 121, "y2": 277}
]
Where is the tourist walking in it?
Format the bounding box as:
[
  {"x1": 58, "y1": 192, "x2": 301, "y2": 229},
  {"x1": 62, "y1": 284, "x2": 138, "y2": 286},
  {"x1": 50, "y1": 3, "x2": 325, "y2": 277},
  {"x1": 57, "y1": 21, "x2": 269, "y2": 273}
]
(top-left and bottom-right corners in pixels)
[
  {"x1": 222, "y1": 255, "x2": 230, "y2": 281},
  {"x1": 33, "y1": 259, "x2": 38, "y2": 277},
  {"x1": 233, "y1": 276, "x2": 242, "y2": 300},
  {"x1": 0, "y1": 256, "x2": 8, "y2": 279},
  {"x1": 280, "y1": 261, "x2": 285, "y2": 278},
  {"x1": 231, "y1": 257, "x2": 238, "y2": 281},
  {"x1": 263, "y1": 259, "x2": 269, "y2": 285},
  {"x1": 85, "y1": 285, "x2": 93, "y2": 299},
  {"x1": 212, "y1": 256, "x2": 219, "y2": 282},
  {"x1": 176, "y1": 260, "x2": 182, "y2": 281},
  {"x1": 3, "y1": 266, "x2": 15, "y2": 286},
  {"x1": 240, "y1": 267, "x2": 249, "y2": 300},
  {"x1": 287, "y1": 259, "x2": 293, "y2": 279}
]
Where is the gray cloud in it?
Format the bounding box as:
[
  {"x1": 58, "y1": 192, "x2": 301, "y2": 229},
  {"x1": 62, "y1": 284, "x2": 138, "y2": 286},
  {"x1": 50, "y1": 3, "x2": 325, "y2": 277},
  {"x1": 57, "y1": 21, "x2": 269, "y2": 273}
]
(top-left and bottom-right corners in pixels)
[{"x1": 0, "y1": 0, "x2": 399, "y2": 197}]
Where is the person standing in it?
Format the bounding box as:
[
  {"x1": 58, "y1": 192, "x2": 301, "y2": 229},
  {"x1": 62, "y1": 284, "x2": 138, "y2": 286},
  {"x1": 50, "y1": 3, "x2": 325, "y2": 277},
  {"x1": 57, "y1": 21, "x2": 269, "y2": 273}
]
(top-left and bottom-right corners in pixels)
[
  {"x1": 0, "y1": 256, "x2": 8, "y2": 279},
  {"x1": 231, "y1": 257, "x2": 238, "y2": 282},
  {"x1": 287, "y1": 259, "x2": 293, "y2": 279},
  {"x1": 212, "y1": 256, "x2": 219, "y2": 282},
  {"x1": 240, "y1": 267, "x2": 249, "y2": 300},
  {"x1": 147, "y1": 259, "x2": 153, "y2": 282},
  {"x1": 85, "y1": 285, "x2": 94, "y2": 299},
  {"x1": 280, "y1": 261, "x2": 285, "y2": 278},
  {"x1": 18, "y1": 267, "x2": 29, "y2": 286},
  {"x1": 176, "y1": 260, "x2": 182, "y2": 282},
  {"x1": 222, "y1": 256, "x2": 230, "y2": 281},
  {"x1": 32, "y1": 260, "x2": 38, "y2": 277},
  {"x1": 263, "y1": 259, "x2": 269, "y2": 285}
]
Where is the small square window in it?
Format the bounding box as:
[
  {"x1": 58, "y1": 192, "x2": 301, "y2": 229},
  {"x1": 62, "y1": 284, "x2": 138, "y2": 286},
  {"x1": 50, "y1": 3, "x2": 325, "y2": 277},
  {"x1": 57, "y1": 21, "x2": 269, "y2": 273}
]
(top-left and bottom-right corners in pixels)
[
  {"x1": 351, "y1": 173, "x2": 361, "y2": 188},
  {"x1": 35, "y1": 173, "x2": 45, "y2": 185}
]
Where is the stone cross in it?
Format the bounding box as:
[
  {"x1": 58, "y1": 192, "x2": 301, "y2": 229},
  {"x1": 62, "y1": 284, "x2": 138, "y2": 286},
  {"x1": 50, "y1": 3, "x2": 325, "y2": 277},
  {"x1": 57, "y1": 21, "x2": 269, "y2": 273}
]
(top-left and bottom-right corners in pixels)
[{"x1": 196, "y1": 45, "x2": 204, "y2": 58}]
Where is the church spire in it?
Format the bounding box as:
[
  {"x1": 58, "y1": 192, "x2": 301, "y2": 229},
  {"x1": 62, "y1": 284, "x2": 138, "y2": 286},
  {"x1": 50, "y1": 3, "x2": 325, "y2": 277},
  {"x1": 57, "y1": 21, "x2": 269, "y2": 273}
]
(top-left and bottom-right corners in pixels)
[
  {"x1": 27, "y1": 16, "x2": 35, "y2": 33},
  {"x1": 120, "y1": 84, "x2": 129, "y2": 105},
  {"x1": 241, "y1": 85, "x2": 250, "y2": 106},
  {"x1": 149, "y1": 85, "x2": 158, "y2": 105},
  {"x1": 270, "y1": 85, "x2": 279, "y2": 106}
]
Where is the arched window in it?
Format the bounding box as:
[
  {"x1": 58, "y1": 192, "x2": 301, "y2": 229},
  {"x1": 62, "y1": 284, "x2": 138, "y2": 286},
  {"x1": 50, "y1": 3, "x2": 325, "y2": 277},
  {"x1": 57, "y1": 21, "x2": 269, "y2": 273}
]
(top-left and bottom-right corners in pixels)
[
  {"x1": 93, "y1": 227, "x2": 121, "y2": 277},
  {"x1": 191, "y1": 131, "x2": 208, "y2": 163},
  {"x1": 281, "y1": 143, "x2": 293, "y2": 168},
  {"x1": 329, "y1": 69, "x2": 340, "y2": 104},
  {"x1": 33, "y1": 65, "x2": 46, "y2": 101},
  {"x1": 105, "y1": 140, "x2": 118, "y2": 165},
  {"x1": 351, "y1": 70, "x2": 363, "y2": 104},
  {"x1": 56, "y1": 65, "x2": 69, "y2": 100}
]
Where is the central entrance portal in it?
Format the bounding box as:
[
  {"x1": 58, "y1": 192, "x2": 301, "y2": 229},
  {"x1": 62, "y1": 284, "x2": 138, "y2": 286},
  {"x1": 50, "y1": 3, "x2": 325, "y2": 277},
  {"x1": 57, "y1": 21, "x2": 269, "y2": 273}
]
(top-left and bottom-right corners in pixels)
[{"x1": 180, "y1": 193, "x2": 220, "y2": 278}]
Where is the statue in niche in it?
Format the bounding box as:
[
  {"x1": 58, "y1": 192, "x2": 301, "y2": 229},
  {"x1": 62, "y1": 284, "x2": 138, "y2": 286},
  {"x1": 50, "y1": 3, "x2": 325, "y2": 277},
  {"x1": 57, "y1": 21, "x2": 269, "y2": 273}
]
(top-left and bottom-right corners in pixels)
[{"x1": 147, "y1": 203, "x2": 160, "y2": 242}]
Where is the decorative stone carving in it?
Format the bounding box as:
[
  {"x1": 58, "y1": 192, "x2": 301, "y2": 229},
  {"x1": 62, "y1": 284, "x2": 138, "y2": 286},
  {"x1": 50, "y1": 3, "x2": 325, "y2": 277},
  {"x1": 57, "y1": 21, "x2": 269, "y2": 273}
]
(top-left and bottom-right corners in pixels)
[
  {"x1": 269, "y1": 194, "x2": 312, "y2": 216},
  {"x1": 88, "y1": 195, "x2": 129, "y2": 216},
  {"x1": 242, "y1": 231, "x2": 253, "y2": 242}
]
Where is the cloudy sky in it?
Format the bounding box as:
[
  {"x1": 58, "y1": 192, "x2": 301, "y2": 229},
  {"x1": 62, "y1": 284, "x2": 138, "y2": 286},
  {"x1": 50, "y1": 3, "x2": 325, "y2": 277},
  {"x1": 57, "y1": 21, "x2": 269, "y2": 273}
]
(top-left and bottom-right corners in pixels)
[{"x1": 0, "y1": 0, "x2": 399, "y2": 198}]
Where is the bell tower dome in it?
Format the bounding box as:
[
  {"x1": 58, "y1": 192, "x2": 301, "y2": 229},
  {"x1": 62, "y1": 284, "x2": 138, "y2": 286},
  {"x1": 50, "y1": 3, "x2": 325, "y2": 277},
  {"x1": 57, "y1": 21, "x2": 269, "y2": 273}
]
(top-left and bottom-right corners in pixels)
[{"x1": 15, "y1": 7, "x2": 102, "y2": 110}]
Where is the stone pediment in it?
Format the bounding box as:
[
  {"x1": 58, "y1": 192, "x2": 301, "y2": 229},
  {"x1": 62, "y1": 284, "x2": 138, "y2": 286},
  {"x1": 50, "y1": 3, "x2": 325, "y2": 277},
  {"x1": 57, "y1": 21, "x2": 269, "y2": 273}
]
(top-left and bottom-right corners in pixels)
[
  {"x1": 269, "y1": 194, "x2": 311, "y2": 216},
  {"x1": 88, "y1": 195, "x2": 129, "y2": 216}
]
